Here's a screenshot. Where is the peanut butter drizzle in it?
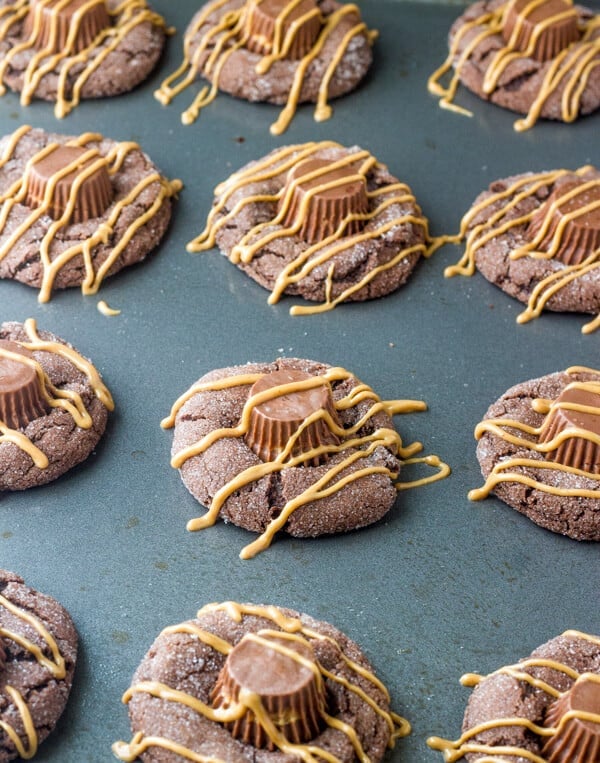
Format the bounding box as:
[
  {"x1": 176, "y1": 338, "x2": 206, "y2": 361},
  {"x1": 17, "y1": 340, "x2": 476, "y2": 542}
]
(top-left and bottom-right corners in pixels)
[
  {"x1": 0, "y1": 590, "x2": 69, "y2": 759},
  {"x1": 113, "y1": 601, "x2": 410, "y2": 763},
  {"x1": 444, "y1": 167, "x2": 600, "y2": 334},
  {"x1": 188, "y1": 142, "x2": 440, "y2": 316},
  {"x1": 0, "y1": 0, "x2": 169, "y2": 118},
  {"x1": 469, "y1": 367, "x2": 600, "y2": 502},
  {"x1": 0, "y1": 317, "x2": 114, "y2": 467},
  {"x1": 162, "y1": 366, "x2": 449, "y2": 558},
  {"x1": 427, "y1": 631, "x2": 600, "y2": 762},
  {"x1": 0, "y1": 125, "x2": 182, "y2": 303},
  {"x1": 155, "y1": 0, "x2": 377, "y2": 134},
  {"x1": 427, "y1": 0, "x2": 600, "y2": 131}
]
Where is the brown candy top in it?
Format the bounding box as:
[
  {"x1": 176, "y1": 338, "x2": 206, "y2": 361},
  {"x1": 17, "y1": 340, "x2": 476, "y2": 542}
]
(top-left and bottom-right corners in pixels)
[
  {"x1": 245, "y1": 368, "x2": 342, "y2": 465},
  {"x1": 279, "y1": 156, "x2": 369, "y2": 244},
  {"x1": 0, "y1": 340, "x2": 48, "y2": 430},
  {"x1": 543, "y1": 675, "x2": 600, "y2": 762},
  {"x1": 527, "y1": 179, "x2": 600, "y2": 266},
  {"x1": 24, "y1": 0, "x2": 111, "y2": 55},
  {"x1": 245, "y1": 0, "x2": 322, "y2": 60},
  {"x1": 25, "y1": 144, "x2": 114, "y2": 224},
  {"x1": 502, "y1": 0, "x2": 580, "y2": 62}
]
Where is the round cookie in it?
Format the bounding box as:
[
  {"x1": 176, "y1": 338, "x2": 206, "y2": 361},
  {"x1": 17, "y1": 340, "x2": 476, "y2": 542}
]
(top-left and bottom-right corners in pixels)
[
  {"x1": 0, "y1": 0, "x2": 168, "y2": 117},
  {"x1": 0, "y1": 320, "x2": 113, "y2": 491},
  {"x1": 446, "y1": 167, "x2": 600, "y2": 334},
  {"x1": 113, "y1": 601, "x2": 409, "y2": 762},
  {"x1": 429, "y1": 0, "x2": 600, "y2": 131},
  {"x1": 155, "y1": 0, "x2": 375, "y2": 133},
  {"x1": 0, "y1": 126, "x2": 181, "y2": 302},
  {"x1": 471, "y1": 367, "x2": 600, "y2": 541},
  {"x1": 428, "y1": 631, "x2": 600, "y2": 762},
  {"x1": 0, "y1": 569, "x2": 78, "y2": 761},
  {"x1": 188, "y1": 142, "x2": 429, "y2": 315}
]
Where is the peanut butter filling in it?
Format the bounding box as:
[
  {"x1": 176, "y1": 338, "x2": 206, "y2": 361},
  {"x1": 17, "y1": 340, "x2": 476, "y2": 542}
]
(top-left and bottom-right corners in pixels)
[{"x1": 113, "y1": 601, "x2": 411, "y2": 762}]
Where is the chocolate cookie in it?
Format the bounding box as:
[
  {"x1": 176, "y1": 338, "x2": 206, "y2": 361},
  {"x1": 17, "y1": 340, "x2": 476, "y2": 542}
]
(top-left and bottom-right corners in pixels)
[
  {"x1": 113, "y1": 601, "x2": 410, "y2": 762},
  {"x1": 445, "y1": 167, "x2": 600, "y2": 335},
  {"x1": 0, "y1": 319, "x2": 113, "y2": 491},
  {"x1": 428, "y1": 630, "x2": 600, "y2": 762},
  {"x1": 188, "y1": 142, "x2": 431, "y2": 316},
  {"x1": 0, "y1": 126, "x2": 181, "y2": 302},
  {"x1": 155, "y1": 0, "x2": 375, "y2": 134},
  {"x1": 162, "y1": 357, "x2": 449, "y2": 559},
  {"x1": 469, "y1": 367, "x2": 600, "y2": 541},
  {"x1": 0, "y1": 0, "x2": 168, "y2": 118},
  {"x1": 428, "y1": 0, "x2": 600, "y2": 131},
  {"x1": 0, "y1": 569, "x2": 77, "y2": 761}
]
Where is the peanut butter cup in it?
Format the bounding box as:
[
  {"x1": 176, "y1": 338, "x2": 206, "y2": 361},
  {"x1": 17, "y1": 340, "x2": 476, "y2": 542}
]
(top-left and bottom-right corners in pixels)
[
  {"x1": 245, "y1": 369, "x2": 341, "y2": 465},
  {"x1": 212, "y1": 632, "x2": 326, "y2": 749},
  {"x1": 25, "y1": 144, "x2": 113, "y2": 224},
  {"x1": 0, "y1": 340, "x2": 48, "y2": 430},
  {"x1": 502, "y1": 0, "x2": 580, "y2": 62},
  {"x1": 538, "y1": 382, "x2": 600, "y2": 474},
  {"x1": 244, "y1": 0, "x2": 322, "y2": 60},
  {"x1": 24, "y1": 0, "x2": 111, "y2": 55},
  {"x1": 280, "y1": 157, "x2": 369, "y2": 244},
  {"x1": 527, "y1": 179, "x2": 600, "y2": 266},
  {"x1": 542, "y1": 675, "x2": 600, "y2": 762}
]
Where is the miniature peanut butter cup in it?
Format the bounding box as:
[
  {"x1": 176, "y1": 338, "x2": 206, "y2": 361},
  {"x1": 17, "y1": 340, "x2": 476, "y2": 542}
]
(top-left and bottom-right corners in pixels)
[
  {"x1": 245, "y1": 0, "x2": 322, "y2": 60},
  {"x1": 24, "y1": 0, "x2": 111, "y2": 55},
  {"x1": 542, "y1": 675, "x2": 600, "y2": 762},
  {"x1": 527, "y1": 180, "x2": 600, "y2": 266},
  {"x1": 502, "y1": 0, "x2": 580, "y2": 62},
  {"x1": 25, "y1": 144, "x2": 113, "y2": 223},
  {"x1": 279, "y1": 157, "x2": 369, "y2": 244},
  {"x1": 212, "y1": 632, "x2": 326, "y2": 749},
  {"x1": 245, "y1": 369, "x2": 341, "y2": 465},
  {"x1": 0, "y1": 340, "x2": 48, "y2": 430},
  {"x1": 538, "y1": 382, "x2": 600, "y2": 474}
]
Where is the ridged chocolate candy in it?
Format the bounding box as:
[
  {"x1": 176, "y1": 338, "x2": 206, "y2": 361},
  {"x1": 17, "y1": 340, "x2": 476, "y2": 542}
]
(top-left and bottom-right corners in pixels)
[
  {"x1": 502, "y1": 0, "x2": 580, "y2": 62},
  {"x1": 542, "y1": 675, "x2": 600, "y2": 762},
  {"x1": 245, "y1": 0, "x2": 322, "y2": 59},
  {"x1": 24, "y1": 0, "x2": 111, "y2": 54},
  {"x1": 279, "y1": 156, "x2": 369, "y2": 244},
  {"x1": 212, "y1": 632, "x2": 326, "y2": 749},
  {"x1": 25, "y1": 144, "x2": 113, "y2": 223},
  {"x1": 538, "y1": 382, "x2": 600, "y2": 474},
  {"x1": 245, "y1": 369, "x2": 341, "y2": 466},
  {"x1": 0, "y1": 340, "x2": 48, "y2": 430},
  {"x1": 527, "y1": 179, "x2": 600, "y2": 266}
]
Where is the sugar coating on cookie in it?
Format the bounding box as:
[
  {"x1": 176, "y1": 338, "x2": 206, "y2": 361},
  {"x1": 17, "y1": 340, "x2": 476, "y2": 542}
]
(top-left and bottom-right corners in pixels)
[
  {"x1": 0, "y1": 126, "x2": 182, "y2": 303},
  {"x1": 113, "y1": 601, "x2": 410, "y2": 762},
  {"x1": 445, "y1": 166, "x2": 600, "y2": 334},
  {"x1": 0, "y1": 319, "x2": 114, "y2": 491},
  {"x1": 428, "y1": 0, "x2": 600, "y2": 131},
  {"x1": 428, "y1": 630, "x2": 600, "y2": 762},
  {"x1": 469, "y1": 366, "x2": 600, "y2": 541},
  {"x1": 161, "y1": 357, "x2": 449, "y2": 559},
  {"x1": 188, "y1": 142, "x2": 436, "y2": 316},
  {"x1": 0, "y1": 0, "x2": 169, "y2": 118},
  {"x1": 155, "y1": 0, "x2": 376, "y2": 134},
  {"x1": 0, "y1": 569, "x2": 78, "y2": 760}
]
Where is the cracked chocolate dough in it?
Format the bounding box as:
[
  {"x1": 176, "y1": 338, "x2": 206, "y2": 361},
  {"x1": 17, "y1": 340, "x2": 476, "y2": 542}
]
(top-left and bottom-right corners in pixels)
[
  {"x1": 0, "y1": 569, "x2": 77, "y2": 761},
  {"x1": 428, "y1": 0, "x2": 600, "y2": 131},
  {"x1": 0, "y1": 0, "x2": 168, "y2": 118},
  {"x1": 155, "y1": 0, "x2": 375, "y2": 134},
  {"x1": 470, "y1": 367, "x2": 600, "y2": 541},
  {"x1": 188, "y1": 142, "x2": 433, "y2": 316},
  {"x1": 0, "y1": 125, "x2": 181, "y2": 302},
  {"x1": 445, "y1": 166, "x2": 600, "y2": 335},
  {"x1": 0, "y1": 319, "x2": 113, "y2": 491},
  {"x1": 113, "y1": 601, "x2": 409, "y2": 762},
  {"x1": 428, "y1": 630, "x2": 600, "y2": 762}
]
